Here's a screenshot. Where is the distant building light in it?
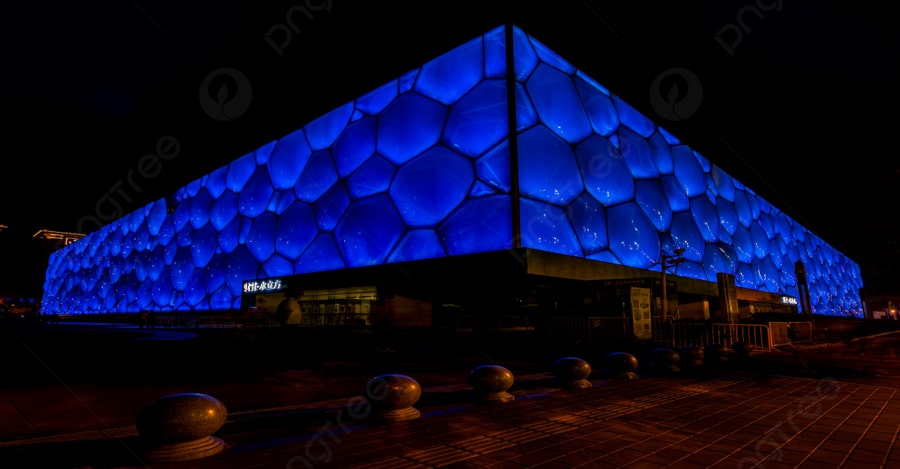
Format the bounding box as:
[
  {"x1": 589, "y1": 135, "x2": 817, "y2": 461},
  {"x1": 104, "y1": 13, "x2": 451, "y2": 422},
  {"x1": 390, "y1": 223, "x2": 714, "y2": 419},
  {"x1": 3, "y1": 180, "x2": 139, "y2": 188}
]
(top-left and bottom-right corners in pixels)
[{"x1": 33, "y1": 229, "x2": 86, "y2": 246}]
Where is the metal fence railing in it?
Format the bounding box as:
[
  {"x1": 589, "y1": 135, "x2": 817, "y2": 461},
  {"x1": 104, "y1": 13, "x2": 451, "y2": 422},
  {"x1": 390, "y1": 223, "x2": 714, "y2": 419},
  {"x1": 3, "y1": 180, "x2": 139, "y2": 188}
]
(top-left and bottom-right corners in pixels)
[
  {"x1": 299, "y1": 313, "x2": 370, "y2": 327},
  {"x1": 534, "y1": 317, "x2": 811, "y2": 352},
  {"x1": 672, "y1": 322, "x2": 773, "y2": 351},
  {"x1": 653, "y1": 317, "x2": 674, "y2": 344},
  {"x1": 532, "y1": 316, "x2": 590, "y2": 340},
  {"x1": 128, "y1": 313, "x2": 814, "y2": 352},
  {"x1": 767, "y1": 321, "x2": 813, "y2": 347},
  {"x1": 769, "y1": 322, "x2": 790, "y2": 347},
  {"x1": 588, "y1": 317, "x2": 633, "y2": 342},
  {"x1": 487, "y1": 316, "x2": 788, "y2": 352},
  {"x1": 788, "y1": 321, "x2": 814, "y2": 344}
]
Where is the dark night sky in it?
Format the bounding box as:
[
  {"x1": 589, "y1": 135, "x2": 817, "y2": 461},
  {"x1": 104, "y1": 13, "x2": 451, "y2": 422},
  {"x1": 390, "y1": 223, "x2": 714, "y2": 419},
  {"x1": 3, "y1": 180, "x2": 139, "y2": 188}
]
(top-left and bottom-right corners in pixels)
[{"x1": 2, "y1": 1, "x2": 899, "y2": 297}]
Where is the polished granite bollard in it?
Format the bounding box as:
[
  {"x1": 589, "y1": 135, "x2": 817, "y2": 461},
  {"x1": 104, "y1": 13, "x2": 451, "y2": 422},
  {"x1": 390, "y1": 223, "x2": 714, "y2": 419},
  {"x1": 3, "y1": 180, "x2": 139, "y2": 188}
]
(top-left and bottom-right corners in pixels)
[
  {"x1": 469, "y1": 364, "x2": 515, "y2": 403},
  {"x1": 553, "y1": 356, "x2": 593, "y2": 389},
  {"x1": 731, "y1": 341, "x2": 755, "y2": 356},
  {"x1": 364, "y1": 373, "x2": 422, "y2": 421},
  {"x1": 678, "y1": 345, "x2": 705, "y2": 371},
  {"x1": 605, "y1": 352, "x2": 639, "y2": 379},
  {"x1": 704, "y1": 343, "x2": 729, "y2": 366},
  {"x1": 650, "y1": 347, "x2": 680, "y2": 375},
  {"x1": 730, "y1": 341, "x2": 756, "y2": 367},
  {"x1": 136, "y1": 392, "x2": 228, "y2": 463}
]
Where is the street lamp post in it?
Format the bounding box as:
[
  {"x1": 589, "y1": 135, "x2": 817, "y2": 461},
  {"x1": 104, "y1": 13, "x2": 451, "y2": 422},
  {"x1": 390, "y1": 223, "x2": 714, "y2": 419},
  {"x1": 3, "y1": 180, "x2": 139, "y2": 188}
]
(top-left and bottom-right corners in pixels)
[{"x1": 660, "y1": 248, "x2": 685, "y2": 320}]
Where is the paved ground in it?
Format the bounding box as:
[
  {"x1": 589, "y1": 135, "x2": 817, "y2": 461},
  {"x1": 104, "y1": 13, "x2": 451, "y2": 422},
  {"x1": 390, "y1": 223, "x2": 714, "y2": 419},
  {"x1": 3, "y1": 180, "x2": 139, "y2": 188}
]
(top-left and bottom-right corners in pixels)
[{"x1": 2, "y1": 319, "x2": 900, "y2": 468}]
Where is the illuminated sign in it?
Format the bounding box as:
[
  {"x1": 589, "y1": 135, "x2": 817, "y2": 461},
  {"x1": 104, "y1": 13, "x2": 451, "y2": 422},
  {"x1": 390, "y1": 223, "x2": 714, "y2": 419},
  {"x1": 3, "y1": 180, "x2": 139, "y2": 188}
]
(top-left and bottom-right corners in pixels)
[
  {"x1": 242, "y1": 278, "x2": 286, "y2": 294},
  {"x1": 781, "y1": 296, "x2": 798, "y2": 305}
]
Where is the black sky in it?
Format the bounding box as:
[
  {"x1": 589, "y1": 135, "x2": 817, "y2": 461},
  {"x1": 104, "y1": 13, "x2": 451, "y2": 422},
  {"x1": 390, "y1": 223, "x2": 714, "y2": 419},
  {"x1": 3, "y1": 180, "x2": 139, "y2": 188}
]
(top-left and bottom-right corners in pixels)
[{"x1": 2, "y1": 1, "x2": 899, "y2": 296}]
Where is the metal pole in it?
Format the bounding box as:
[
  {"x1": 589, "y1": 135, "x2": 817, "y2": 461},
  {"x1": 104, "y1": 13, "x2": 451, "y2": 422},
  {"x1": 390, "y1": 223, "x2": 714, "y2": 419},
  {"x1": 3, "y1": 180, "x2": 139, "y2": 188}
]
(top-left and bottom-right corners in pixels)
[
  {"x1": 661, "y1": 259, "x2": 668, "y2": 319},
  {"x1": 660, "y1": 249, "x2": 683, "y2": 347}
]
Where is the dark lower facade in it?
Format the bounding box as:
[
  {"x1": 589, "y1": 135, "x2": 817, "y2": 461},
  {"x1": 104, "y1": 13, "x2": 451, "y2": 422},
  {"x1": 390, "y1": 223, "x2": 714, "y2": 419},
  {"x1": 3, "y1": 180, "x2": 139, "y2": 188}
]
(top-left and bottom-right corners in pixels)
[{"x1": 240, "y1": 249, "x2": 799, "y2": 331}]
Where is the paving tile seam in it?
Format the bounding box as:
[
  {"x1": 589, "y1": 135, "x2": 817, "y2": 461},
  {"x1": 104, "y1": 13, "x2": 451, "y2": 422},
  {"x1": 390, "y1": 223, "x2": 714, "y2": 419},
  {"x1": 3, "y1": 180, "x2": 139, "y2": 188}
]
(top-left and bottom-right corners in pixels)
[
  {"x1": 584, "y1": 382, "x2": 777, "y2": 434},
  {"x1": 660, "y1": 379, "x2": 848, "y2": 468},
  {"x1": 449, "y1": 435, "x2": 517, "y2": 453},
  {"x1": 521, "y1": 420, "x2": 580, "y2": 435},
  {"x1": 0, "y1": 373, "x2": 556, "y2": 449},
  {"x1": 549, "y1": 414, "x2": 594, "y2": 426},
  {"x1": 352, "y1": 456, "x2": 430, "y2": 469},
  {"x1": 0, "y1": 425, "x2": 139, "y2": 448},
  {"x1": 540, "y1": 380, "x2": 760, "y2": 440},
  {"x1": 881, "y1": 395, "x2": 900, "y2": 467},
  {"x1": 400, "y1": 444, "x2": 481, "y2": 466},
  {"x1": 833, "y1": 387, "x2": 898, "y2": 468},
  {"x1": 215, "y1": 379, "x2": 638, "y2": 466},
  {"x1": 739, "y1": 384, "x2": 859, "y2": 461},
  {"x1": 7, "y1": 399, "x2": 38, "y2": 436},
  {"x1": 5, "y1": 373, "x2": 897, "y2": 467},
  {"x1": 588, "y1": 382, "x2": 800, "y2": 463},
  {"x1": 749, "y1": 383, "x2": 877, "y2": 469},
  {"x1": 340, "y1": 377, "x2": 753, "y2": 468},
  {"x1": 339, "y1": 399, "x2": 639, "y2": 465},
  {"x1": 298, "y1": 377, "x2": 812, "y2": 466}
]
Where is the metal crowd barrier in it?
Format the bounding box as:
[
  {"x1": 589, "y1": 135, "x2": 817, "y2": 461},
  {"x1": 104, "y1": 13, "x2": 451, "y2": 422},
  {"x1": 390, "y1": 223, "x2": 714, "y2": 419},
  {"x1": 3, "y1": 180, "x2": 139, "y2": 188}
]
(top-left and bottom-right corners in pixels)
[
  {"x1": 299, "y1": 313, "x2": 370, "y2": 327},
  {"x1": 536, "y1": 317, "x2": 779, "y2": 352},
  {"x1": 487, "y1": 317, "x2": 795, "y2": 353},
  {"x1": 588, "y1": 317, "x2": 633, "y2": 341},
  {"x1": 788, "y1": 321, "x2": 814, "y2": 343},
  {"x1": 671, "y1": 322, "x2": 773, "y2": 351},
  {"x1": 769, "y1": 322, "x2": 790, "y2": 347}
]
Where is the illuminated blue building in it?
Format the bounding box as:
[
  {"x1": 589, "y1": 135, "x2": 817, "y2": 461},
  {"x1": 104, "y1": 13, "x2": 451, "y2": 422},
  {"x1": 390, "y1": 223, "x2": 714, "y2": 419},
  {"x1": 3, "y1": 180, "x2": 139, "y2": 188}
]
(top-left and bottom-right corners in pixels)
[{"x1": 41, "y1": 25, "x2": 863, "y2": 319}]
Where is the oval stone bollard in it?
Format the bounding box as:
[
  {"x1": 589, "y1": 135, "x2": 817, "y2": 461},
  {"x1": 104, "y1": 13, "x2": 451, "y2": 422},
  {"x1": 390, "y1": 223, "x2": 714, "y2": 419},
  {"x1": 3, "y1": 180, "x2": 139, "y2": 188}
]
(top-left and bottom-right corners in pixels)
[
  {"x1": 136, "y1": 392, "x2": 228, "y2": 463},
  {"x1": 651, "y1": 347, "x2": 680, "y2": 375},
  {"x1": 704, "y1": 343, "x2": 729, "y2": 366},
  {"x1": 364, "y1": 374, "x2": 422, "y2": 421},
  {"x1": 553, "y1": 356, "x2": 593, "y2": 389},
  {"x1": 731, "y1": 341, "x2": 755, "y2": 356},
  {"x1": 730, "y1": 341, "x2": 756, "y2": 367},
  {"x1": 469, "y1": 364, "x2": 515, "y2": 403},
  {"x1": 605, "y1": 352, "x2": 639, "y2": 379},
  {"x1": 678, "y1": 346, "x2": 705, "y2": 371}
]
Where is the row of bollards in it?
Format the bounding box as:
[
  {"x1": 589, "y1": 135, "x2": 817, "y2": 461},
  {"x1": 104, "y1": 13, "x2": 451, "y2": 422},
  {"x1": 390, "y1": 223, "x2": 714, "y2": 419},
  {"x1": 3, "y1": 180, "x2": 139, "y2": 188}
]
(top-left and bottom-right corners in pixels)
[
  {"x1": 134, "y1": 347, "x2": 757, "y2": 463},
  {"x1": 650, "y1": 342, "x2": 757, "y2": 375},
  {"x1": 133, "y1": 355, "x2": 605, "y2": 462}
]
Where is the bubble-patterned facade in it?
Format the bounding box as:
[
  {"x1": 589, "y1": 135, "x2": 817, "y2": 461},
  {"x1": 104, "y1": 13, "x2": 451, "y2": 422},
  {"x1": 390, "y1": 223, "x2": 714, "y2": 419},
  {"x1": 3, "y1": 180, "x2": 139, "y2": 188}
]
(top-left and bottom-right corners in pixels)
[{"x1": 41, "y1": 25, "x2": 863, "y2": 317}]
